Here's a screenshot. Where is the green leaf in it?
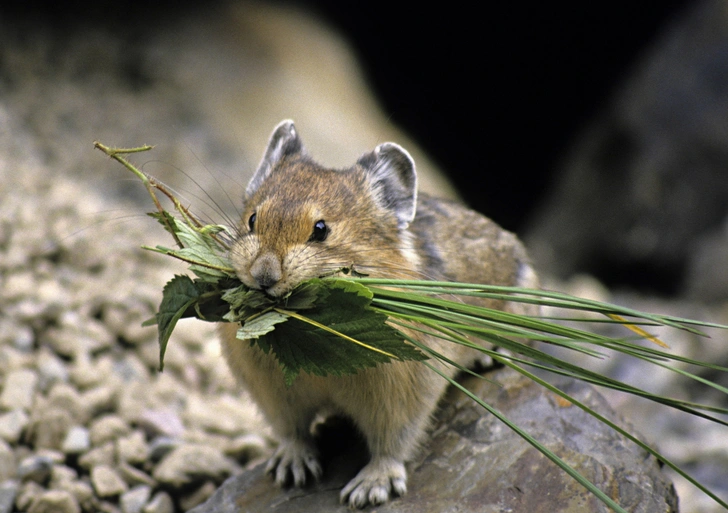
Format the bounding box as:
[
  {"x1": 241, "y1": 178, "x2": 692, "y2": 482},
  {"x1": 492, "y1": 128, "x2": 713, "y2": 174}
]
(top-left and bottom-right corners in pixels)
[
  {"x1": 147, "y1": 211, "x2": 180, "y2": 237},
  {"x1": 174, "y1": 220, "x2": 233, "y2": 279},
  {"x1": 156, "y1": 275, "x2": 209, "y2": 370},
  {"x1": 154, "y1": 275, "x2": 233, "y2": 370},
  {"x1": 222, "y1": 285, "x2": 274, "y2": 321},
  {"x1": 278, "y1": 279, "x2": 324, "y2": 310},
  {"x1": 237, "y1": 311, "x2": 289, "y2": 339},
  {"x1": 145, "y1": 215, "x2": 235, "y2": 281},
  {"x1": 247, "y1": 279, "x2": 427, "y2": 386}
]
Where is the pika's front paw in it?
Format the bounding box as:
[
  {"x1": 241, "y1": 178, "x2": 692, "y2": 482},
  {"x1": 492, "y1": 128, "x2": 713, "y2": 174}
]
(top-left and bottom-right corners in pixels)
[
  {"x1": 265, "y1": 439, "x2": 322, "y2": 488},
  {"x1": 340, "y1": 457, "x2": 407, "y2": 509}
]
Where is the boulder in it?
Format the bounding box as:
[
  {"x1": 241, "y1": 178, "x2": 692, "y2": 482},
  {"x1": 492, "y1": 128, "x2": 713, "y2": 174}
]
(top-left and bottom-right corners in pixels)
[
  {"x1": 524, "y1": 0, "x2": 728, "y2": 300},
  {"x1": 190, "y1": 368, "x2": 678, "y2": 512}
]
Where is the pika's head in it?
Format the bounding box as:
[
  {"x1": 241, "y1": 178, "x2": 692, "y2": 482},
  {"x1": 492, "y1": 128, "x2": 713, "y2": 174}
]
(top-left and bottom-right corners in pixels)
[{"x1": 230, "y1": 120, "x2": 421, "y2": 297}]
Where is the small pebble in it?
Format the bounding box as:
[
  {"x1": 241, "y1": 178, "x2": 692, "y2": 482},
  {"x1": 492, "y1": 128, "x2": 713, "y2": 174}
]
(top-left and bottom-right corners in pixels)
[
  {"x1": 142, "y1": 491, "x2": 174, "y2": 513},
  {"x1": 79, "y1": 386, "x2": 117, "y2": 420},
  {"x1": 96, "y1": 499, "x2": 124, "y2": 513},
  {"x1": 35, "y1": 278, "x2": 69, "y2": 310},
  {"x1": 26, "y1": 407, "x2": 73, "y2": 450},
  {"x1": 15, "y1": 481, "x2": 44, "y2": 511},
  {"x1": 46, "y1": 382, "x2": 85, "y2": 422},
  {"x1": 0, "y1": 409, "x2": 28, "y2": 444},
  {"x1": 69, "y1": 355, "x2": 118, "y2": 390},
  {"x1": 0, "y1": 480, "x2": 18, "y2": 513},
  {"x1": 117, "y1": 462, "x2": 157, "y2": 488},
  {"x1": 51, "y1": 479, "x2": 94, "y2": 512},
  {"x1": 137, "y1": 409, "x2": 185, "y2": 439},
  {"x1": 49, "y1": 464, "x2": 78, "y2": 487},
  {"x1": 35, "y1": 349, "x2": 70, "y2": 391},
  {"x1": 44, "y1": 327, "x2": 86, "y2": 360},
  {"x1": 183, "y1": 393, "x2": 255, "y2": 436},
  {"x1": 226, "y1": 433, "x2": 269, "y2": 463},
  {"x1": 147, "y1": 437, "x2": 179, "y2": 464},
  {"x1": 113, "y1": 354, "x2": 150, "y2": 383},
  {"x1": 12, "y1": 325, "x2": 35, "y2": 353},
  {"x1": 152, "y1": 444, "x2": 237, "y2": 488},
  {"x1": 27, "y1": 489, "x2": 81, "y2": 513},
  {"x1": 91, "y1": 465, "x2": 128, "y2": 498},
  {"x1": 89, "y1": 415, "x2": 131, "y2": 447},
  {"x1": 120, "y1": 485, "x2": 152, "y2": 513},
  {"x1": 62, "y1": 426, "x2": 91, "y2": 455},
  {"x1": 116, "y1": 430, "x2": 148, "y2": 465},
  {"x1": 78, "y1": 442, "x2": 115, "y2": 470},
  {"x1": 0, "y1": 439, "x2": 16, "y2": 481},
  {"x1": 17, "y1": 455, "x2": 54, "y2": 484},
  {"x1": 0, "y1": 368, "x2": 38, "y2": 411},
  {"x1": 0, "y1": 346, "x2": 33, "y2": 376},
  {"x1": 178, "y1": 480, "x2": 216, "y2": 511},
  {"x1": 34, "y1": 449, "x2": 65, "y2": 465},
  {"x1": 1, "y1": 272, "x2": 35, "y2": 300},
  {"x1": 7, "y1": 299, "x2": 50, "y2": 326}
]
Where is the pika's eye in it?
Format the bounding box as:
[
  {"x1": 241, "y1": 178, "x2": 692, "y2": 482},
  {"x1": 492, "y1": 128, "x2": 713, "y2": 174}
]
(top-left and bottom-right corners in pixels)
[
  {"x1": 309, "y1": 220, "x2": 328, "y2": 242},
  {"x1": 248, "y1": 212, "x2": 257, "y2": 232}
]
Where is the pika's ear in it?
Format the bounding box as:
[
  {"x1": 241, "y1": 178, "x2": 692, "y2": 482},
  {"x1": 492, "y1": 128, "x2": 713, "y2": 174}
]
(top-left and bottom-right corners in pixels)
[
  {"x1": 357, "y1": 142, "x2": 418, "y2": 228},
  {"x1": 246, "y1": 120, "x2": 304, "y2": 196}
]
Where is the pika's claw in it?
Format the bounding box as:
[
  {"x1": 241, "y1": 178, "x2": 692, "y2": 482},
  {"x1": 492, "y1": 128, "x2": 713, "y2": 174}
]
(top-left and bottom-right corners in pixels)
[
  {"x1": 340, "y1": 457, "x2": 407, "y2": 508},
  {"x1": 265, "y1": 439, "x2": 322, "y2": 487}
]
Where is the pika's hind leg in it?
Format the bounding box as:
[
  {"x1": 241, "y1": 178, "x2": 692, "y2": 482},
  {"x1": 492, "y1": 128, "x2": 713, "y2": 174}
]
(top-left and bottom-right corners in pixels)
[
  {"x1": 218, "y1": 325, "x2": 323, "y2": 487},
  {"x1": 255, "y1": 390, "x2": 324, "y2": 488},
  {"x1": 335, "y1": 363, "x2": 445, "y2": 508}
]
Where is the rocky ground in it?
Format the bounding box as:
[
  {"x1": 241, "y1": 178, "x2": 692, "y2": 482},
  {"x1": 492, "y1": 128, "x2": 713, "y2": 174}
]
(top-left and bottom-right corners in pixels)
[{"x1": 0, "y1": 144, "x2": 275, "y2": 512}]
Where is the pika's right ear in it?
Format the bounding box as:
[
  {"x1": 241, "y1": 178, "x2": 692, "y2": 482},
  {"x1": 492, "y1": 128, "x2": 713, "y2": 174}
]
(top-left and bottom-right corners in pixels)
[
  {"x1": 246, "y1": 120, "x2": 304, "y2": 196},
  {"x1": 357, "y1": 142, "x2": 418, "y2": 228}
]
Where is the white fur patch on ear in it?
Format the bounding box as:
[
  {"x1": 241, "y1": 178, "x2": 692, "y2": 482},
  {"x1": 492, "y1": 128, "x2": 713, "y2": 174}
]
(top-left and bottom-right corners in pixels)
[
  {"x1": 246, "y1": 120, "x2": 303, "y2": 196},
  {"x1": 357, "y1": 142, "x2": 418, "y2": 228}
]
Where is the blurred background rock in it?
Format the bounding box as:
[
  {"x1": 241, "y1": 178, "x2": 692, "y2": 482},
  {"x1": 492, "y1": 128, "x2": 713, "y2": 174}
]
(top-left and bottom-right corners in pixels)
[{"x1": 2, "y1": 0, "x2": 727, "y2": 511}]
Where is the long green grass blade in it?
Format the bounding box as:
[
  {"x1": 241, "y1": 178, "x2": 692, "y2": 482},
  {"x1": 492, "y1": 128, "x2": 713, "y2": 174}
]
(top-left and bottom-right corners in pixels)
[{"x1": 360, "y1": 279, "x2": 728, "y2": 332}]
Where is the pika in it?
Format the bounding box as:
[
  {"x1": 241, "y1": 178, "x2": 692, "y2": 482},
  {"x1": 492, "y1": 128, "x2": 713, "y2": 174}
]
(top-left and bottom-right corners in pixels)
[{"x1": 218, "y1": 120, "x2": 539, "y2": 508}]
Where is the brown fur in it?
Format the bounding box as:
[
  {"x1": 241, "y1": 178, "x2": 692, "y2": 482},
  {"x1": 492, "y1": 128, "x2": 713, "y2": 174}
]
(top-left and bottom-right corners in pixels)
[{"x1": 219, "y1": 120, "x2": 539, "y2": 508}]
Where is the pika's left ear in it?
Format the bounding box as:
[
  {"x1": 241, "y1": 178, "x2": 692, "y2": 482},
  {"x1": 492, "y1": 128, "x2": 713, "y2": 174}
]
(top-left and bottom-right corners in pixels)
[
  {"x1": 246, "y1": 120, "x2": 304, "y2": 197},
  {"x1": 357, "y1": 143, "x2": 418, "y2": 228}
]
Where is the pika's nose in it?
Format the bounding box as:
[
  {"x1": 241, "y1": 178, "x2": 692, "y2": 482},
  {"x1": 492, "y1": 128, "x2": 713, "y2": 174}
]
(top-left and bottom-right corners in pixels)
[{"x1": 249, "y1": 253, "x2": 283, "y2": 290}]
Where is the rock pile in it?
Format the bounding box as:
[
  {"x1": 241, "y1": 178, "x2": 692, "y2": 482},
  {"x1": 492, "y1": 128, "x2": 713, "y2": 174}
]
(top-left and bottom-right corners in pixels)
[{"x1": 0, "y1": 166, "x2": 272, "y2": 513}]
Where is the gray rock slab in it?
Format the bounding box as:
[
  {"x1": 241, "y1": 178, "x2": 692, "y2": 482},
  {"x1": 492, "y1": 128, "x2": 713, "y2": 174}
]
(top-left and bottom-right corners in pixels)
[{"x1": 190, "y1": 368, "x2": 678, "y2": 513}]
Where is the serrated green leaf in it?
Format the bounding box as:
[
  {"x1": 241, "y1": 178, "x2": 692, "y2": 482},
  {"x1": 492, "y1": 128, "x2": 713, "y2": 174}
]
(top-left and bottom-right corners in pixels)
[
  {"x1": 156, "y1": 275, "x2": 210, "y2": 371},
  {"x1": 250, "y1": 280, "x2": 426, "y2": 386},
  {"x1": 147, "y1": 218, "x2": 235, "y2": 281},
  {"x1": 325, "y1": 278, "x2": 374, "y2": 300},
  {"x1": 279, "y1": 279, "x2": 324, "y2": 310},
  {"x1": 222, "y1": 286, "x2": 275, "y2": 321},
  {"x1": 147, "y1": 211, "x2": 181, "y2": 236},
  {"x1": 237, "y1": 311, "x2": 289, "y2": 339}
]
